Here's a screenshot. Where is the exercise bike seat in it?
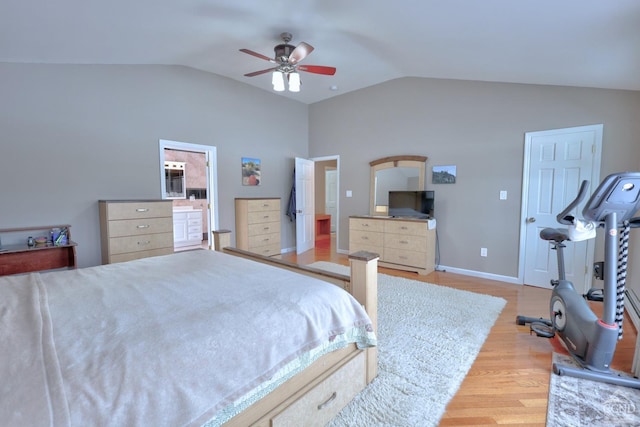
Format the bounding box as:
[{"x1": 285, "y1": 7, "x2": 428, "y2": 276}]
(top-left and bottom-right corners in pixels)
[{"x1": 540, "y1": 227, "x2": 570, "y2": 243}]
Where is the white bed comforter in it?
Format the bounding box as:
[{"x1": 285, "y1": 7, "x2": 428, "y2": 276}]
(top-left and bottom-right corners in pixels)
[{"x1": 0, "y1": 250, "x2": 375, "y2": 427}]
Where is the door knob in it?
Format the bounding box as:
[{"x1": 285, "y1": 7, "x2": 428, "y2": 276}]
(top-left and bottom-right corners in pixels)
[{"x1": 526, "y1": 217, "x2": 536, "y2": 223}]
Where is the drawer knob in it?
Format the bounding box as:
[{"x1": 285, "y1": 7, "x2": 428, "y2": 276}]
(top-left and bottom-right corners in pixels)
[
  {"x1": 137, "y1": 224, "x2": 150, "y2": 229},
  {"x1": 361, "y1": 236, "x2": 369, "y2": 240},
  {"x1": 136, "y1": 208, "x2": 149, "y2": 212},
  {"x1": 317, "y1": 391, "x2": 337, "y2": 410},
  {"x1": 263, "y1": 238, "x2": 270, "y2": 242},
  {"x1": 263, "y1": 227, "x2": 270, "y2": 231},
  {"x1": 400, "y1": 240, "x2": 408, "y2": 244},
  {"x1": 401, "y1": 226, "x2": 408, "y2": 230},
  {"x1": 138, "y1": 240, "x2": 151, "y2": 245}
]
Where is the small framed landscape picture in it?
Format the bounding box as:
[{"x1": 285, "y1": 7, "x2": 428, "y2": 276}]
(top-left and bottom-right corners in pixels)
[
  {"x1": 242, "y1": 157, "x2": 261, "y2": 186},
  {"x1": 432, "y1": 165, "x2": 457, "y2": 184}
]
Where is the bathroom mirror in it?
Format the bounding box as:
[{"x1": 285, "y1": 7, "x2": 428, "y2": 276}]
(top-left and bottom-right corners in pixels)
[{"x1": 369, "y1": 155, "x2": 427, "y2": 215}]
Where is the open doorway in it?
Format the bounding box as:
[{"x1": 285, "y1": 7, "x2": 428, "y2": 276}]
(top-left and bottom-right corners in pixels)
[
  {"x1": 159, "y1": 139, "x2": 218, "y2": 251},
  {"x1": 313, "y1": 156, "x2": 339, "y2": 251}
]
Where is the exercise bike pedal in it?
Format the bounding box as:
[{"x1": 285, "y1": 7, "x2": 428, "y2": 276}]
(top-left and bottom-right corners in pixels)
[
  {"x1": 530, "y1": 321, "x2": 555, "y2": 338},
  {"x1": 515, "y1": 315, "x2": 550, "y2": 326},
  {"x1": 585, "y1": 288, "x2": 604, "y2": 302}
]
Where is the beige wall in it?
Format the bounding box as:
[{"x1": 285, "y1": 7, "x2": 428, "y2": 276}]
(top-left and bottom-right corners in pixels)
[
  {"x1": 0, "y1": 63, "x2": 308, "y2": 267},
  {"x1": 309, "y1": 77, "x2": 640, "y2": 280},
  {"x1": 2, "y1": 63, "x2": 640, "y2": 284}
]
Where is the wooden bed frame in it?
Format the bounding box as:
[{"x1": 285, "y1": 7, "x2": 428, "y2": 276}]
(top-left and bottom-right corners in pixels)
[{"x1": 213, "y1": 232, "x2": 378, "y2": 426}]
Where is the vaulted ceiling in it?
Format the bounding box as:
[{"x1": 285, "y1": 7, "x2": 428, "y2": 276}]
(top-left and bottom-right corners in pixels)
[{"x1": 2, "y1": 1, "x2": 639, "y2": 104}]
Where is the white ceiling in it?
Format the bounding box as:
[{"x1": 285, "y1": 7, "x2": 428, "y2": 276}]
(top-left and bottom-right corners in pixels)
[{"x1": 2, "y1": 1, "x2": 640, "y2": 104}]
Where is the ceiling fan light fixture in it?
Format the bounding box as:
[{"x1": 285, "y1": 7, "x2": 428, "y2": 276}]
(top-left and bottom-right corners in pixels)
[
  {"x1": 289, "y1": 72, "x2": 301, "y2": 92},
  {"x1": 241, "y1": 32, "x2": 334, "y2": 94},
  {"x1": 272, "y1": 71, "x2": 285, "y2": 92}
]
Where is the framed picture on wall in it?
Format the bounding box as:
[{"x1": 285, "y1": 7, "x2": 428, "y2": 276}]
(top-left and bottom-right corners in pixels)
[
  {"x1": 242, "y1": 157, "x2": 261, "y2": 186},
  {"x1": 432, "y1": 165, "x2": 457, "y2": 184}
]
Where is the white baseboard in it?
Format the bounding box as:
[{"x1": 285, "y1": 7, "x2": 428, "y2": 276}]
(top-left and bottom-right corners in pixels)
[
  {"x1": 299, "y1": 246, "x2": 520, "y2": 285},
  {"x1": 436, "y1": 265, "x2": 521, "y2": 285}
]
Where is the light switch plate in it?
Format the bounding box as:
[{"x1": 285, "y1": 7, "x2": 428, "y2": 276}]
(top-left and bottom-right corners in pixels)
[
  {"x1": 500, "y1": 190, "x2": 507, "y2": 200},
  {"x1": 346, "y1": 190, "x2": 353, "y2": 198}
]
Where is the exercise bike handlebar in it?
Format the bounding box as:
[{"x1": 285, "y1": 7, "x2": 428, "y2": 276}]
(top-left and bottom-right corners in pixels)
[{"x1": 556, "y1": 180, "x2": 590, "y2": 225}]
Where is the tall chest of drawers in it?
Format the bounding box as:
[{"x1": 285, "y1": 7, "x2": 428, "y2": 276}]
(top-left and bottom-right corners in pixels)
[
  {"x1": 349, "y1": 216, "x2": 435, "y2": 275},
  {"x1": 235, "y1": 198, "x2": 281, "y2": 257},
  {"x1": 99, "y1": 200, "x2": 174, "y2": 264}
]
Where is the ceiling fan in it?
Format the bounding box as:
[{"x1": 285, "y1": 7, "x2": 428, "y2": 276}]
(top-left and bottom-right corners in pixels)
[{"x1": 239, "y1": 32, "x2": 336, "y2": 92}]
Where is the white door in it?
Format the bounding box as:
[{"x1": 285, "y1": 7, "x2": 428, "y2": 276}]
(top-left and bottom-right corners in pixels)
[
  {"x1": 325, "y1": 169, "x2": 338, "y2": 232},
  {"x1": 295, "y1": 157, "x2": 315, "y2": 254},
  {"x1": 521, "y1": 125, "x2": 602, "y2": 291}
]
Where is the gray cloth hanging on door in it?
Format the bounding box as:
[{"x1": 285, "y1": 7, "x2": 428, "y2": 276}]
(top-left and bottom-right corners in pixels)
[{"x1": 286, "y1": 169, "x2": 296, "y2": 221}]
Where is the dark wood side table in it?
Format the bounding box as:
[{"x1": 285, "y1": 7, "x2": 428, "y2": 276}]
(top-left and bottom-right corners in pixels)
[{"x1": 0, "y1": 225, "x2": 77, "y2": 276}]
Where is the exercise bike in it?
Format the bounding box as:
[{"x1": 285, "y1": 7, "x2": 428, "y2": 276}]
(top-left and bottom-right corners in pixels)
[{"x1": 517, "y1": 172, "x2": 640, "y2": 388}]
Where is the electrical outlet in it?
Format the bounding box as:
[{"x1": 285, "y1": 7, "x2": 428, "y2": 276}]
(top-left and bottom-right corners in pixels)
[
  {"x1": 481, "y1": 247, "x2": 488, "y2": 257},
  {"x1": 500, "y1": 191, "x2": 507, "y2": 200}
]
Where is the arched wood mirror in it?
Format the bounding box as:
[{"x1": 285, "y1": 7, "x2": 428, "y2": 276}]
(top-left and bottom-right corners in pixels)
[{"x1": 369, "y1": 155, "x2": 427, "y2": 216}]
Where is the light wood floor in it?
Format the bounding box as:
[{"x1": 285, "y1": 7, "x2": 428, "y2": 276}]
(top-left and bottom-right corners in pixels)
[{"x1": 282, "y1": 237, "x2": 638, "y2": 426}]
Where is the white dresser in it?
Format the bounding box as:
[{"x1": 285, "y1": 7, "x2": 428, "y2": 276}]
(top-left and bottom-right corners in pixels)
[
  {"x1": 349, "y1": 215, "x2": 436, "y2": 275},
  {"x1": 173, "y1": 207, "x2": 203, "y2": 248},
  {"x1": 235, "y1": 198, "x2": 281, "y2": 257},
  {"x1": 99, "y1": 200, "x2": 174, "y2": 264}
]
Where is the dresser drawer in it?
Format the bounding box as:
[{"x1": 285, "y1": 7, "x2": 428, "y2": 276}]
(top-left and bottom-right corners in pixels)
[
  {"x1": 107, "y1": 217, "x2": 173, "y2": 238},
  {"x1": 247, "y1": 199, "x2": 280, "y2": 212},
  {"x1": 247, "y1": 221, "x2": 280, "y2": 236},
  {"x1": 186, "y1": 211, "x2": 201, "y2": 220},
  {"x1": 384, "y1": 233, "x2": 427, "y2": 252},
  {"x1": 247, "y1": 210, "x2": 279, "y2": 224},
  {"x1": 108, "y1": 232, "x2": 174, "y2": 255},
  {"x1": 247, "y1": 232, "x2": 280, "y2": 249},
  {"x1": 104, "y1": 201, "x2": 172, "y2": 220},
  {"x1": 272, "y1": 351, "x2": 365, "y2": 427},
  {"x1": 187, "y1": 225, "x2": 202, "y2": 234},
  {"x1": 384, "y1": 248, "x2": 427, "y2": 269},
  {"x1": 247, "y1": 243, "x2": 281, "y2": 257},
  {"x1": 385, "y1": 220, "x2": 427, "y2": 237},
  {"x1": 187, "y1": 219, "x2": 202, "y2": 228},
  {"x1": 349, "y1": 217, "x2": 384, "y2": 233},
  {"x1": 187, "y1": 234, "x2": 202, "y2": 242},
  {"x1": 349, "y1": 229, "x2": 383, "y2": 248}
]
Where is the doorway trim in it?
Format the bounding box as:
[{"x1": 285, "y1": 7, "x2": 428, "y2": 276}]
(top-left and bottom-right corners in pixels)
[
  {"x1": 158, "y1": 139, "x2": 219, "y2": 248},
  {"x1": 517, "y1": 124, "x2": 603, "y2": 287},
  {"x1": 311, "y1": 155, "x2": 340, "y2": 253}
]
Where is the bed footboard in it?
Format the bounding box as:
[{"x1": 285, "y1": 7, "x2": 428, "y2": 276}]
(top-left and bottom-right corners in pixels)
[{"x1": 214, "y1": 232, "x2": 378, "y2": 426}]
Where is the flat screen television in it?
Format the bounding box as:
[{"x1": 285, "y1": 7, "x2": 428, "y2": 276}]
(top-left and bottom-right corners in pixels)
[{"x1": 388, "y1": 190, "x2": 434, "y2": 218}]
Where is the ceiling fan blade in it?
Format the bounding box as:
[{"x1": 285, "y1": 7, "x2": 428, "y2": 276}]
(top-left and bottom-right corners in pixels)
[
  {"x1": 239, "y1": 49, "x2": 275, "y2": 63},
  {"x1": 244, "y1": 67, "x2": 277, "y2": 77},
  {"x1": 288, "y1": 42, "x2": 314, "y2": 65},
  {"x1": 297, "y1": 65, "x2": 336, "y2": 76}
]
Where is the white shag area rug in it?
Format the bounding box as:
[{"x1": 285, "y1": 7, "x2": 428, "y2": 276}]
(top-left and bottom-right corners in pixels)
[{"x1": 309, "y1": 262, "x2": 507, "y2": 427}]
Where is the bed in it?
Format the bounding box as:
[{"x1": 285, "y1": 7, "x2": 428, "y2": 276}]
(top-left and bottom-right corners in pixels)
[{"x1": 0, "y1": 244, "x2": 378, "y2": 426}]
